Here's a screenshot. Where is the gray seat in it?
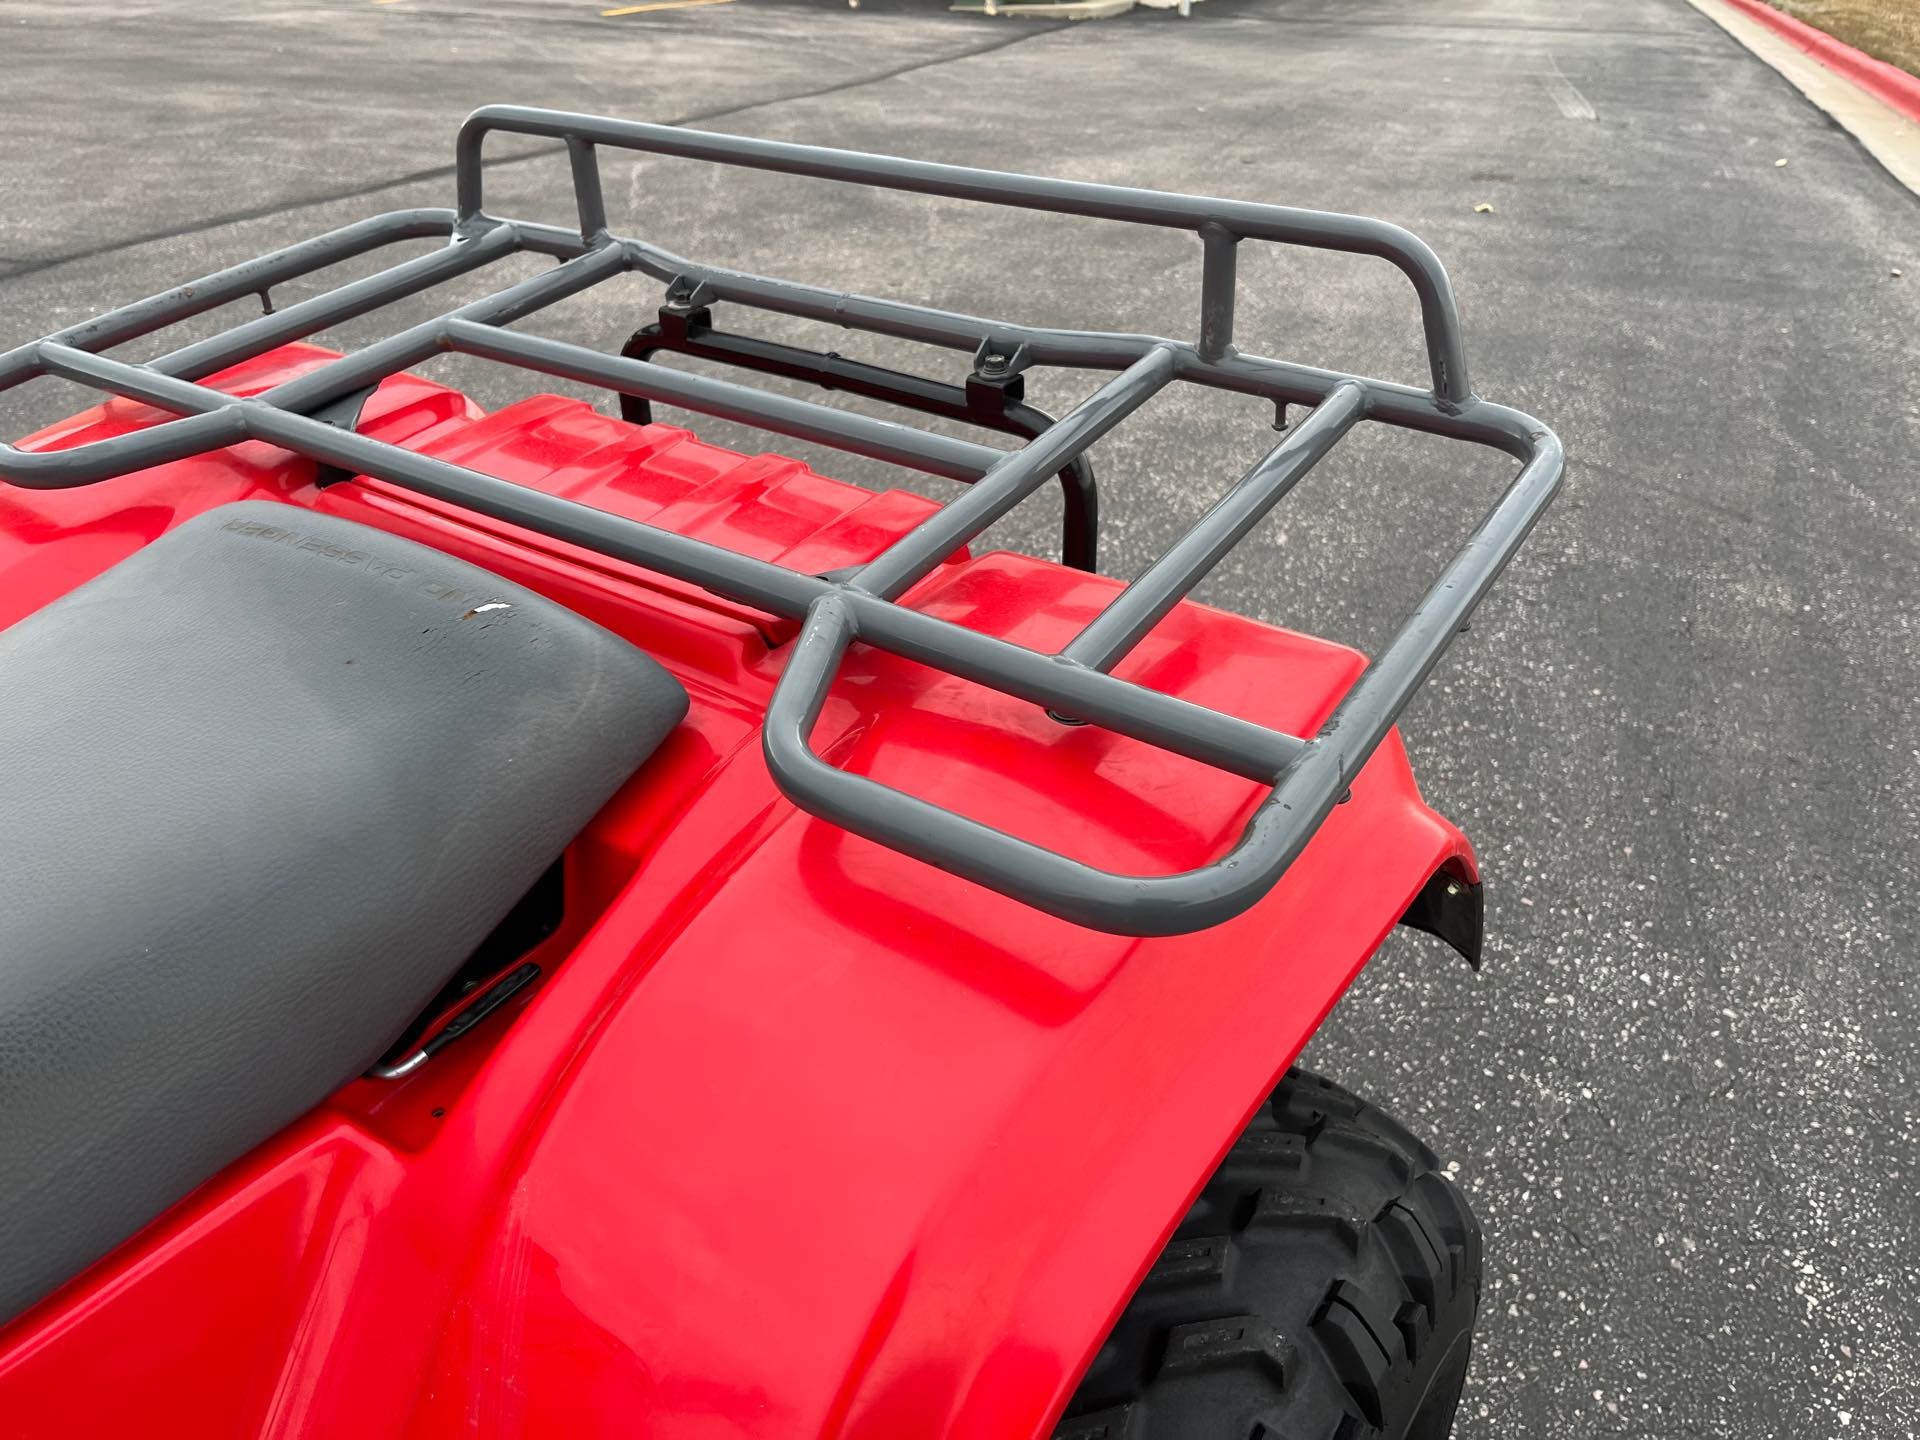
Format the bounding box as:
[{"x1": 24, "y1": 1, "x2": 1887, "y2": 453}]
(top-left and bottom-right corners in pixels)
[{"x1": 0, "y1": 501, "x2": 686, "y2": 1323}]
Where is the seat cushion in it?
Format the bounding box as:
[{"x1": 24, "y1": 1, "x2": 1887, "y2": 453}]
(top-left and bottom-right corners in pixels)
[{"x1": 0, "y1": 501, "x2": 686, "y2": 1323}]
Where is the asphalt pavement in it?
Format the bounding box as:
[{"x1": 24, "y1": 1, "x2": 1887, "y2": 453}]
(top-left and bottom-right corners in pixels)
[{"x1": 1, "y1": 0, "x2": 1916, "y2": 1435}]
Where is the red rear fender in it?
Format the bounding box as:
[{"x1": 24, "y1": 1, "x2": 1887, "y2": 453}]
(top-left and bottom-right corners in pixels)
[{"x1": 0, "y1": 351, "x2": 1476, "y2": 1439}]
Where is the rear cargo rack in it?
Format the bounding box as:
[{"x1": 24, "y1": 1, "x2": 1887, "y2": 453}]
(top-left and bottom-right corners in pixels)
[{"x1": 0, "y1": 105, "x2": 1562, "y2": 936}]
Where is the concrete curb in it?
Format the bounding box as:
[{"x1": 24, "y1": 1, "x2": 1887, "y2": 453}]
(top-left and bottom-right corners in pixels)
[
  {"x1": 1688, "y1": 0, "x2": 1920, "y2": 195},
  {"x1": 950, "y1": 0, "x2": 1134, "y2": 16},
  {"x1": 948, "y1": 0, "x2": 1201, "y2": 19},
  {"x1": 1717, "y1": 0, "x2": 1920, "y2": 125},
  {"x1": 949, "y1": 0, "x2": 1198, "y2": 15}
]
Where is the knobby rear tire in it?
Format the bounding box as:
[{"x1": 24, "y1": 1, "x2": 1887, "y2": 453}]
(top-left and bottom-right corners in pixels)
[{"x1": 1053, "y1": 1067, "x2": 1483, "y2": 1440}]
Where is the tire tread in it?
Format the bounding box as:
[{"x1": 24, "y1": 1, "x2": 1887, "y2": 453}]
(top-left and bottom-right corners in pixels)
[{"x1": 1052, "y1": 1067, "x2": 1481, "y2": 1440}]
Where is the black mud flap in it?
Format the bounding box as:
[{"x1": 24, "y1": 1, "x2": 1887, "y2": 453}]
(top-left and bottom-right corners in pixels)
[{"x1": 1397, "y1": 868, "x2": 1484, "y2": 969}]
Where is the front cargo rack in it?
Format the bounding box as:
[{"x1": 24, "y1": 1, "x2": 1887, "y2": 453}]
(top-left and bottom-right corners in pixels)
[{"x1": 0, "y1": 105, "x2": 1563, "y2": 936}]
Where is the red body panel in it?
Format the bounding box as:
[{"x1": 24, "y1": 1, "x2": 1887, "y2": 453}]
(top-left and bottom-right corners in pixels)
[{"x1": 0, "y1": 349, "x2": 1474, "y2": 1438}]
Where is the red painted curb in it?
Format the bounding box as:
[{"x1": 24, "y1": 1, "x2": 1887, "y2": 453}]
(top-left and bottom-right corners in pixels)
[{"x1": 1718, "y1": 0, "x2": 1920, "y2": 126}]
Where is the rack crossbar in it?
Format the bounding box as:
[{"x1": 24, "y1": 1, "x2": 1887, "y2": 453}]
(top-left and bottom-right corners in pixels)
[{"x1": 1063, "y1": 380, "x2": 1368, "y2": 672}]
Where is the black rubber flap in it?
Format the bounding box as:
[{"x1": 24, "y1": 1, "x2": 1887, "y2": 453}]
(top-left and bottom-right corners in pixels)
[{"x1": 0, "y1": 501, "x2": 687, "y2": 1322}]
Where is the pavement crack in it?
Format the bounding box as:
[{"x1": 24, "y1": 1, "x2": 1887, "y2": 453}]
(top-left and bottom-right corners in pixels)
[
  {"x1": 0, "y1": 21, "x2": 1070, "y2": 284},
  {"x1": 673, "y1": 18, "x2": 1070, "y2": 128},
  {"x1": 1557, "y1": 1218, "x2": 1597, "y2": 1256}
]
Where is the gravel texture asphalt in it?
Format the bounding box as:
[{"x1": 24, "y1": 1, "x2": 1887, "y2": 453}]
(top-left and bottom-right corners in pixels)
[{"x1": 1, "y1": 0, "x2": 1916, "y2": 1435}]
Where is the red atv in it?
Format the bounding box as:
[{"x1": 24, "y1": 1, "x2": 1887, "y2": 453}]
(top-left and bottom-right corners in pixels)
[{"x1": 0, "y1": 108, "x2": 1561, "y2": 1439}]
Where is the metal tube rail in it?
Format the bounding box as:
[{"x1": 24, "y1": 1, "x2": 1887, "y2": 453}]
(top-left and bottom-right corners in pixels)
[
  {"x1": 262, "y1": 239, "x2": 631, "y2": 415},
  {"x1": 0, "y1": 408, "x2": 252, "y2": 488},
  {"x1": 535, "y1": 221, "x2": 1537, "y2": 455},
  {"x1": 153, "y1": 223, "x2": 521, "y2": 383},
  {"x1": 0, "y1": 106, "x2": 1566, "y2": 935},
  {"x1": 853, "y1": 346, "x2": 1177, "y2": 600},
  {"x1": 1197, "y1": 223, "x2": 1239, "y2": 364},
  {"x1": 766, "y1": 596, "x2": 1301, "y2": 934},
  {"x1": 455, "y1": 106, "x2": 1471, "y2": 403},
  {"x1": 835, "y1": 594, "x2": 1304, "y2": 782},
  {"x1": 0, "y1": 209, "x2": 458, "y2": 393},
  {"x1": 1062, "y1": 381, "x2": 1368, "y2": 672},
  {"x1": 447, "y1": 320, "x2": 1008, "y2": 486}
]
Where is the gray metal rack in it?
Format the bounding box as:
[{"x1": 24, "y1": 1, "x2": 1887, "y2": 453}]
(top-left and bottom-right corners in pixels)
[{"x1": 0, "y1": 105, "x2": 1563, "y2": 935}]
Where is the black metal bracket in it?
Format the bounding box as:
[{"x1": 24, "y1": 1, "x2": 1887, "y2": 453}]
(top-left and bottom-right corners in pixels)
[
  {"x1": 305, "y1": 383, "x2": 380, "y2": 488},
  {"x1": 617, "y1": 307, "x2": 1098, "y2": 571},
  {"x1": 1397, "y1": 869, "x2": 1484, "y2": 970}
]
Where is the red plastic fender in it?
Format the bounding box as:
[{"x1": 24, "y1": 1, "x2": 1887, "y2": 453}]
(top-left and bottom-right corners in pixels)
[{"x1": 0, "y1": 349, "x2": 1477, "y2": 1439}]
